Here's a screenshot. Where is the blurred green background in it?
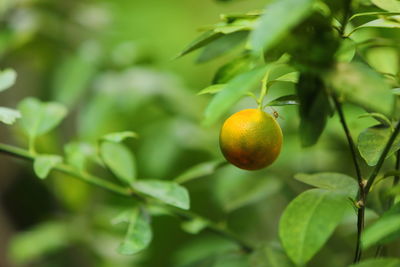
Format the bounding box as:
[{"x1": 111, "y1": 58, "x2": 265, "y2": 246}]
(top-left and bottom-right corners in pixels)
[{"x1": 0, "y1": 0, "x2": 390, "y2": 266}]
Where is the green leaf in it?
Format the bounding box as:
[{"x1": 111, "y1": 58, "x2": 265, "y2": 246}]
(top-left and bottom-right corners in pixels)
[
  {"x1": 326, "y1": 62, "x2": 393, "y2": 116},
  {"x1": 117, "y1": 208, "x2": 152, "y2": 255},
  {"x1": 174, "y1": 160, "x2": 225, "y2": 184},
  {"x1": 214, "y1": 168, "x2": 282, "y2": 212},
  {"x1": 52, "y1": 54, "x2": 96, "y2": 106},
  {"x1": 197, "y1": 84, "x2": 226, "y2": 96},
  {"x1": 9, "y1": 221, "x2": 69, "y2": 264},
  {"x1": 250, "y1": 0, "x2": 314, "y2": 54},
  {"x1": 297, "y1": 73, "x2": 331, "y2": 147},
  {"x1": 64, "y1": 142, "x2": 95, "y2": 172},
  {"x1": 269, "y1": 72, "x2": 299, "y2": 85},
  {"x1": 177, "y1": 31, "x2": 223, "y2": 58},
  {"x1": 212, "y1": 55, "x2": 255, "y2": 84},
  {"x1": 362, "y1": 202, "x2": 400, "y2": 248},
  {"x1": 250, "y1": 243, "x2": 294, "y2": 267},
  {"x1": 358, "y1": 113, "x2": 392, "y2": 127},
  {"x1": 18, "y1": 98, "x2": 68, "y2": 139},
  {"x1": 349, "y1": 258, "x2": 400, "y2": 267},
  {"x1": 371, "y1": 0, "x2": 400, "y2": 12},
  {"x1": 100, "y1": 141, "x2": 136, "y2": 185},
  {"x1": 0, "y1": 68, "x2": 16, "y2": 92},
  {"x1": 366, "y1": 47, "x2": 398, "y2": 76},
  {"x1": 279, "y1": 189, "x2": 351, "y2": 266},
  {"x1": 181, "y1": 217, "x2": 208, "y2": 234},
  {"x1": 349, "y1": 17, "x2": 400, "y2": 36},
  {"x1": 362, "y1": 215, "x2": 400, "y2": 249},
  {"x1": 295, "y1": 172, "x2": 358, "y2": 197},
  {"x1": 197, "y1": 31, "x2": 247, "y2": 63},
  {"x1": 0, "y1": 107, "x2": 21, "y2": 125},
  {"x1": 101, "y1": 131, "x2": 138, "y2": 143},
  {"x1": 335, "y1": 38, "x2": 356, "y2": 63},
  {"x1": 133, "y1": 180, "x2": 190, "y2": 210},
  {"x1": 204, "y1": 65, "x2": 269, "y2": 126},
  {"x1": 265, "y1": 95, "x2": 299, "y2": 107},
  {"x1": 33, "y1": 155, "x2": 62, "y2": 179},
  {"x1": 357, "y1": 125, "x2": 400, "y2": 166}
]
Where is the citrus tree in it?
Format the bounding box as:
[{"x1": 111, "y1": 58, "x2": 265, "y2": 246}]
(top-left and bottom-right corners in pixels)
[{"x1": 1, "y1": 0, "x2": 400, "y2": 266}]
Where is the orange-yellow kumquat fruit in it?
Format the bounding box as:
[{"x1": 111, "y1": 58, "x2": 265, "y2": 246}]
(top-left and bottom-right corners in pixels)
[{"x1": 219, "y1": 109, "x2": 283, "y2": 170}]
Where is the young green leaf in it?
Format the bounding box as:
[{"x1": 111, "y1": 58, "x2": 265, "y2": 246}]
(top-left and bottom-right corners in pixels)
[
  {"x1": 0, "y1": 107, "x2": 21, "y2": 125},
  {"x1": 250, "y1": 0, "x2": 314, "y2": 54},
  {"x1": 204, "y1": 65, "x2": 270, "y2": 126},
  {"x1": 279, "y1": 189, "x2": 351, "y2": 266},
  {"x1": 197, "y1": 84, "x2": 226, "y2": 96},
  {"x1": 18, "y1": 98, "x2": 68, "y2": 140},
  {"x1": 197, "y1": 31, "x2": 247, "y2": 63},
  {"x1": 133, "y1": 180, "x2": 190, "y2": 210},
  {"x1": 0, "y1": 68, "x2": 17, "y2": 92},
  {"x1": 326, "y1": 62, "x2": 393, "y2": 116},
  {"x1": 265, "y1": 95, "x2": 299, "y2": 107},
  {"x1": 33, "y1": 155, "x2": 63, "y2": 179},
  {"x1": 349, "y1": 258, "x2": 400, "y2": 267},
  {"x1": 371, "y1": 0, "x2": 400, "y2": 12},
  {"x1": 117, "y1": 208, "x2": 152, "y2": 255},
  {"x1": 212, "y1": 55, "x2": 255, "y2": 84},
  {"x1": 176, "y1": 31, "x2": 224, "y2": 59},
  {"x1": 174, "y1": 160, "x2": 225, "y2": 184},
  {"x1": 335, "y1": 38, "x2": 356, "y2": 63},
  {"x1": 295, "y1": 172, "x2": 358, "y2": 198},
  {"x1": 358, "y1": 125, "x2": 400, "y2": 166},
  {"x1": 100, "y1": 141, "x2": 136, "y2": 185},
  {"x1": 101, "y1": 131, "x2": 138, "y2": 143},
  {"x1": 269, "y1": 72, "x2": 299, "y2": 85}
]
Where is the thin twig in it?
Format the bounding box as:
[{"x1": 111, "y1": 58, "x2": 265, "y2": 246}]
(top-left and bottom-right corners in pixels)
[
  {"x1": 0, "y1": 142, "x2": 254, "y2": 253},
  {"x1": 332, "y1": 95, "x2": 365, "y2": 262}
]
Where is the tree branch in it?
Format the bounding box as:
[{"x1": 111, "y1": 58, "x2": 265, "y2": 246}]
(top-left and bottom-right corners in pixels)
[{"x1": 0, "y1": 142, "x2": 254, "y2": 253}]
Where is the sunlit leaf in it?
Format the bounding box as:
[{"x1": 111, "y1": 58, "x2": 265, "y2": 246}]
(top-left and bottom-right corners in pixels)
[
  {"x1": 0, "y1": 68, "x2": 16, "y2": 92},
  {"x1": 279, "y1": 189, "x2": 351, "y2": 266},
  {"x1": 371, "y1": 0, "x2": 400, "y2": 12},
  {"x1": 250, "y1": 0, "x2": 314, "y2": 54},
  {"x1": 100, "y1": 141, "x2": 136, "y2": 185},
  {"x1": 117, "y1": 208, "x2": 152, "y2": 255},
  {"x1": 349, "y1": 17, "x2": 400, "y2": 36},
  {"x1": 133, "y1": 180, "x2": 190, "y2": 210},
  {"x1": 358, "y1": 113, "x2": 392, "y2": 127},
  {"x1": 33, "y1": 154, "x2": 62, "y2": 179},
  {"x1": 204, "y1": 65, "x2": 269, "y2": 126},
  {"x1": 358, "y1": 125, "x2": 400, "y2": 166},
  {"x1": 0, "y1": 107, "x2": 21, "y2": 125}
]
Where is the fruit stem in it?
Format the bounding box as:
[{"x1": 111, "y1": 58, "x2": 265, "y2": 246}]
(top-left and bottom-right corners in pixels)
[{"x1": 257, "y1": 71, "x2": 270, "y2": 109}]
